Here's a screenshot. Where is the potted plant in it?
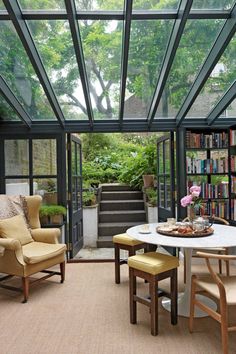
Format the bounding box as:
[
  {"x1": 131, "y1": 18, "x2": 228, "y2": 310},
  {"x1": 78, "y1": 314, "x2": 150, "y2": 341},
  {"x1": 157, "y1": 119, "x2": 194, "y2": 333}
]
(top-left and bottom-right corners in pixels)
[
  {"x1": 145, "y1": 187, "x2": 158, "y2": 223},
  {"x1": 39, "y1": 179, "x2": 58, "y2": 205},
  {"x1": 39, "y1": 205, "x2": 66, "y2": 225}
]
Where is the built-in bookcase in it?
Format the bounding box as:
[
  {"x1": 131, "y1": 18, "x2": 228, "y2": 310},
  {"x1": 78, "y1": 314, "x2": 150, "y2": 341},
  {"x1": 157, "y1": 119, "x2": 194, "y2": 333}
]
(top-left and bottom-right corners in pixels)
[
  {"x1": 229, "y1": 128, "x2": 236, "y2": 223},
  {"x1": 185, "y1": 129, "x2": 229, "y2": 219}
]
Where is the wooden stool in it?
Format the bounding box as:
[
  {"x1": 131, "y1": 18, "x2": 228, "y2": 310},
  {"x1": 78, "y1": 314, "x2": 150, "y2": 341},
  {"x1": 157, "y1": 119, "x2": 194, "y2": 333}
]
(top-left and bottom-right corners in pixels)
[
  {"x1": 113, "y1": 233, "x2": 147, "y2": 284},
  {"x1": 128, "y1": 252, "x2": 179, "y2": 335}
]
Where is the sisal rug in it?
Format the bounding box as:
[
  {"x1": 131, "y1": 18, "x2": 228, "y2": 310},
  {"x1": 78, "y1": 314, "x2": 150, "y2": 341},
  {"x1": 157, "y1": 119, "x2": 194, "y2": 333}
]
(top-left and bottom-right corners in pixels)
[{"x1": 0, "y1": 263, "x2": 235, "y2": 354}]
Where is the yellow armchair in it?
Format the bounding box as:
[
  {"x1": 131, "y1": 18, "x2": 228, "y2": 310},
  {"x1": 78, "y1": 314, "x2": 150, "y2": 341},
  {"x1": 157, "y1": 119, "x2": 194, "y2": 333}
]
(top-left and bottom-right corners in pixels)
[{"x1": 0, "y1": 195, "x2": 66, "y2": 303}]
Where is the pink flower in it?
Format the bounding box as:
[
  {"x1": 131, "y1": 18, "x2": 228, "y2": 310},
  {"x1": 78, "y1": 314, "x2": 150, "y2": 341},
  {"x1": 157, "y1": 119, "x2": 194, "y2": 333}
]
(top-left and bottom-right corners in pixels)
[
  {"x1": 189, "y1": 185, "x2": 201, "y2": 197},
  {"x1": 181, "y1": 195, "x2": 193, "y2": 207}
]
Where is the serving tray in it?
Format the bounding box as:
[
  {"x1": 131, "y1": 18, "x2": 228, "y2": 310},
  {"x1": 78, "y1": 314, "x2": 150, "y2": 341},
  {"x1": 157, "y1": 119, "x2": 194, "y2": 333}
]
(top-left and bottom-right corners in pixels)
[{"x1": 156, "y1": 227, "x2": 214, "y2": 238}]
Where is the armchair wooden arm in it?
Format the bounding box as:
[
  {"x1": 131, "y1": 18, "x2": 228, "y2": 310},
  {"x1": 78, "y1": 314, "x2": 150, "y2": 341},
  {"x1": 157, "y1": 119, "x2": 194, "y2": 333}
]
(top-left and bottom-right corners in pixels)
[{"x1": 31, "y1": 228, "x2": 61, "y2": 244}]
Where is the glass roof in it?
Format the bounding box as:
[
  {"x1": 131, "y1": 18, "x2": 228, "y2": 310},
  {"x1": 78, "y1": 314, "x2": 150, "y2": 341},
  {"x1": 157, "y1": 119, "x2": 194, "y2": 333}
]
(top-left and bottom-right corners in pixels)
[{"x1": 0, "y1": 0, "x2": 235, "y2": 132}]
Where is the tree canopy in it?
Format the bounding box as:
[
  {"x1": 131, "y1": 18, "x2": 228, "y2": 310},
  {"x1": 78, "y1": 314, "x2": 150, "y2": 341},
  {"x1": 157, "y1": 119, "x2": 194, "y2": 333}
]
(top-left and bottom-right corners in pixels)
[{"x1": 0, "y1": 0, "x2": 235, "y2": 120}]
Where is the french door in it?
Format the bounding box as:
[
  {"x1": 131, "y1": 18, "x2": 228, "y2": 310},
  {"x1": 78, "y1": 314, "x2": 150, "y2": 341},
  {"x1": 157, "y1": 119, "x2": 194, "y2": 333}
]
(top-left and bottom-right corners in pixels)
[
  {"x1": 157, "y1": 132, "x2": 175, "y2": 221},
  {"x1": 67, "y1": 134, "x2": 83, "y2": 258}
]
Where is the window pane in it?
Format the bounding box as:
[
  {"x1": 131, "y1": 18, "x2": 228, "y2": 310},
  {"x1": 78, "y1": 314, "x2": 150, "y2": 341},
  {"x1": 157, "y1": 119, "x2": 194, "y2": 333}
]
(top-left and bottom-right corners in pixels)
[
  {"x1": 124, "y1": 20, "x2": 173, "y2": 119},
  {"x1": 28, "y1": 20, "x2": 88, "y2": 120},
  {"x1": 133, "y1": 0, "x2": 180, "y2": 10},
  {"x1": 158, "y1": 142, "x2": 164, "y2": 174},
  {"x1": 33, "y1": 139, "x2": 57, "y2": 175},
  {"x1": 75, "y1": 0, "x2": 124, "y2": 10},
  {"x1": 80, "y1": 20, "x2": 122, "y2": 119},
  {"x1": 154, "y1": 19, "x2": 225, "y2": 119},
  {"x1": 6, "y1": 179, "x2": 30, "y2": 195},
  {"x1": 34, "y1": 178, "x2": 58, "y2": 205},
  {"x1": 165, "y1": 177, "x2": 171, "y2": 209},
  {"x1": 0, "y1": 95, "x2": 20, "y2": 121},
  {"x1": 0, "y1": 1, "x2": 5, "y2": 10},
  {"x1": 224, "y1": 98, "x2": 236, "y2": 118},
  {"x1": 5, "y1": 140, "x2": 29, "y2": 175},
  {"x1": 191, "y1": 0, "x2": 233, "y2": 10},
  {"x1": 164, "y1": 140, "x2": 170, "y2": 174},
  {"x1": 187, "y1": 34, "x2": 236, "y2": 118},
  {"x1": 159, "y1": 177, "x2": 164, "y2": 207},
  {"x1": 19, "y1": 0, "x2": 65, "y2": 9},
  {"x1": 0, "y1": 22, "x2": 55, "y2": 121}
]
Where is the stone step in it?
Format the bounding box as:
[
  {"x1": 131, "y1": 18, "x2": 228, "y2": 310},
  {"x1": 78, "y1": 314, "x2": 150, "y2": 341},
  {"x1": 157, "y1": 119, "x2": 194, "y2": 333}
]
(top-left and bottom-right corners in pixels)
[
  {"x1": 99, "y1": 210, "x2": 146, "y2": 223},
  {"x1": 100, "y1": 184, "x2": 137, "y2": 192},
  {"x1": 101, "y1": 191, "x2": 143, "y2": 201},
  {"x1": 96, "y1": 236, "x2": 114, "y2": 248},
  {"x1": 98, "y1": 221, "x2": 142, "y2": 236},
  {"x1": 100, "y1": 200, "x2": 144, "y2": 211}
]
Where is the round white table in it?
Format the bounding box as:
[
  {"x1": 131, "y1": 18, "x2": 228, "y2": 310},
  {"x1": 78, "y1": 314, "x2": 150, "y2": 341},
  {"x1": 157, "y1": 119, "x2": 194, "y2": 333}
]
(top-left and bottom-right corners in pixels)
[{"x1": 126, "y1": 223, "x2": 236, "y2": 318}]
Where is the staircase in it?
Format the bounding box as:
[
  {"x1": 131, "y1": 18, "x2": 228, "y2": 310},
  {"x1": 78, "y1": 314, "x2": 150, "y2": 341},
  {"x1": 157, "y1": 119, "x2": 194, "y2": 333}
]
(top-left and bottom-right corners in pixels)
[{"x1": 97, "y1": 184, "x2": 146, "y2": 248}]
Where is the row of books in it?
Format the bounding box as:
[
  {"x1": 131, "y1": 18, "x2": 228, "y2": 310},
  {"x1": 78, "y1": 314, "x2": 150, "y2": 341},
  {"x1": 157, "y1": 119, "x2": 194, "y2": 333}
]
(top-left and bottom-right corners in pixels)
[
  {"x1": 201, "y1": 201, "x2": 229, "y2": 219},
  {"x1": 230, "y1": 130, "x2": 236, "y2": 146},
  {"x1": 186, "y1": 157, "x2": 228, "y2": 174},
  {"x1": 187, "y1": 181, "x2": 228, "y2": 199},
  {"x1": 231, "y1": 200, "x2": 236, "y2": 220},
  {"x1": 230, "y1": 156, "x2": 236, "y2": 172},
  {"x1": 186, "y1": 131, "x2": 228, "y2": 149},
  {"x1": 231, "y1": 176, "x2": 236, "y2": 193}
]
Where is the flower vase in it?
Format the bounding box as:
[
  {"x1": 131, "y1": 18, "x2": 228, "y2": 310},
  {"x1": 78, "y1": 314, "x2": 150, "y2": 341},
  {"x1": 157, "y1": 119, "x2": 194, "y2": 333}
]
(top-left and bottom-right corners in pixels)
[{"x1": 188, "y1": 206, "x2": 196, "y2": 224}]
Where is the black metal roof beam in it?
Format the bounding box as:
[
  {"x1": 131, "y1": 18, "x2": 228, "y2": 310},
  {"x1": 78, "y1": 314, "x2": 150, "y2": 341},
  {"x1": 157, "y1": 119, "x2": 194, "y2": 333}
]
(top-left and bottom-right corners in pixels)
[
  {"x1": 65, "y1": 0, "x2": 93, "y2": 127},
  {"x1": 3, "y1": 0, "x2": 65, "y2": 128},
  {"x1": 0, "y1": 9, "x2": 231, "y2": 20},
  {"x1": 147, "y1": 0, "x2": 193, "y2": 128},
  {"x1": 0, "y1": 75, "x2": 32, "y2": 127},
  {"x1": 176, "y1": 3, "x2": 236, "y2": 127},
  {"x1": 119, "y1": 0, "x2": 133, "y2": 122},
  {"x1": 207, "y1": 80, "x2": 236, "y2": 125}
]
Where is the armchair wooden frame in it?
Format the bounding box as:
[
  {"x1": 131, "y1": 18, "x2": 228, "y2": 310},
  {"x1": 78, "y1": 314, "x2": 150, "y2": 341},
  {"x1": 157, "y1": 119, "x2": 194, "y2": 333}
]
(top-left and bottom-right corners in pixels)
[{"x1": 189, "y1": 252, "x2": 236, "y2": 354}]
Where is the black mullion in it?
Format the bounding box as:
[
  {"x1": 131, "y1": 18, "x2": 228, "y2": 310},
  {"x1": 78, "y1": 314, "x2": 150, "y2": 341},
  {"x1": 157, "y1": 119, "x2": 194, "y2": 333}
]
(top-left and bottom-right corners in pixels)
[
  {"x1": 0, "y1": 75, "x2": 32, "y2": 127},
  {"x1": 147, "y1": 0, "x2": 193, "y2": 128},
  {"x1": 207, "y1": 80, "x2": 236, "y2": 126},
  {"x1": 0, "y1": 138, "x2": 5, "y2": 193},
  {"x1": 3, "y1": 0, "x2": 65, "y2": 128},
  {"x1": 176, "y1": 3, "x2": 236, "y2": 126},
  {"x1": 29, "y1": 138, "x2": 33, "y2": 195},
  {"x1": 65, "y1": 0, "x2": 93, "y2": 127},
  {"x1": 119, "y1": 0, "x2": 133, "y2": 123}
]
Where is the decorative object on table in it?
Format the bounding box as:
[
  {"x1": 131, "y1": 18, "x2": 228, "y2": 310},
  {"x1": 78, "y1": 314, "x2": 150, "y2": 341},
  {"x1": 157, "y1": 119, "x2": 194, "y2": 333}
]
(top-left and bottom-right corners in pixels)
[
  {"x1": 156, "y1": 225, "x2": 214, "y2": 238},
  {"x1": 181, "y1": 185, "x2": 202, "y2": 223}
]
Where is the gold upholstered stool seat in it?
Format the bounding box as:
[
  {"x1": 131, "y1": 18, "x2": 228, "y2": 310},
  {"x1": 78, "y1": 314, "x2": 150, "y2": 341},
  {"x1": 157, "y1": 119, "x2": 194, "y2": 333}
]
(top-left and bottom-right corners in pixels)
[
  {"x1": 128, "y1": 252, "x2": 179, "y2": 335},
  {"x1": 113, "y1": 233, "x2": 147, "y2": 284}
]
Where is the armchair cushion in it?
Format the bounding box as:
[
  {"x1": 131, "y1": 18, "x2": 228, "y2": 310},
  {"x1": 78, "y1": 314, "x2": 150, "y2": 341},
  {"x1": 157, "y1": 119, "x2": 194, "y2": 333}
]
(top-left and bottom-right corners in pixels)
[
  {"x1": 0, "y1": 214, "x2": 34, "y2": 245},
  {"x1": 22, "y1": 241, "x2": 66, "y2": 264}
]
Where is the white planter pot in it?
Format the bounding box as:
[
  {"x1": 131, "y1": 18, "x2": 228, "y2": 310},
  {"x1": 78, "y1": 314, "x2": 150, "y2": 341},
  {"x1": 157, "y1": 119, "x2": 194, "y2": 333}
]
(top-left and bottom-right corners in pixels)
[
  {"x1": 83, "y1": 205, "x2": 98, "y2": 247},
  {"x1": 147, "y1": 204, "x2": 158, "y2": 223}
]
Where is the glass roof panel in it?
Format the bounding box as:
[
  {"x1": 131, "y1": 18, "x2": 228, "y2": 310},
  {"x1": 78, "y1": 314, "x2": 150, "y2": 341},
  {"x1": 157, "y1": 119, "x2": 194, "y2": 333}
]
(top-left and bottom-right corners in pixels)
[
  {"x1": 79, "y1": 20, "x2": 122, "y2": 120},
  {"x1": 75, "y1": 0, "x2": 124, "y2": 11},
  {"x1": 124, "y1": 20, "x2": 174, "y2": 119},
  {"x1": 187, "y1": 34, "x2": 236, "y2": 118},
  {"x1": 133, "y1": 0, "x2": 180, "y2": 10},
  {"x1": 224, "y1": 98, "x2": 236, "y2": 117},
  {"x1": 0, "y1": 0, "x2": 5, "y2": 10},
  {"x1": 191, "y1": 0, "x2": 233, "y2": 10},
  {"x1": 0, "y1": 94, "x2": 21, "y2": 121},
  {"x1": 0, "y1": 21, "x2": 56, "y2": 120},
  {"x1": 28, "y1": 20, "x2": 88, "y2": 120},
  {"x1": 19, "y1": 0, "x2": 65, "y2": 10},
  {"x1": 154, "y1": 19, "x2": 225, "y2": 119}
]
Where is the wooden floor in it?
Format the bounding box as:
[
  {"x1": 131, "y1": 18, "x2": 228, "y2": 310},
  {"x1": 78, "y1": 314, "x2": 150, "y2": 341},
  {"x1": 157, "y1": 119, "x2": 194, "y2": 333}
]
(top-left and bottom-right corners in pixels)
[{"x1": 0, "y1": 262, "x2": 235, "y2": 354}]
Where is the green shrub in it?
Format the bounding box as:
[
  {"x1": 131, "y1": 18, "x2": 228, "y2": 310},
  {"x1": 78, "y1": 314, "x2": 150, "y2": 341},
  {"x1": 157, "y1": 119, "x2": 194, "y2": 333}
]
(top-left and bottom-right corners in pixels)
[
  {"x1": 146, "y1": 188, "x2": 157, "y2": 206},
  {"x1": 40, "y1": 205, "x2": 66, "y2": 217},
  {"x1": 83, "y1": 191, "x2": 97, "y2": 206}
]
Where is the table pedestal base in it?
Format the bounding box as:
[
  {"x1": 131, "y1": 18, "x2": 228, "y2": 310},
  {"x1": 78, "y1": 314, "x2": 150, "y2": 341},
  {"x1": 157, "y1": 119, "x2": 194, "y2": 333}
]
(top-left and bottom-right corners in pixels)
[{"x1": 162, "y1": 292, "x2": 217, "y2": 318}]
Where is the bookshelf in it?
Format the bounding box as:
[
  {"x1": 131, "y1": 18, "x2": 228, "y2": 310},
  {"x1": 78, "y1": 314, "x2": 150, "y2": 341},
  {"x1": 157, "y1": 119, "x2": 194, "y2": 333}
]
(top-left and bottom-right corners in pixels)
[
  {"x1": 229, "y1": 128, "x2": 236, "y2": 223},
  {"x1": 185, "y1": 129, "x2": 229, "y2": 219}
]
